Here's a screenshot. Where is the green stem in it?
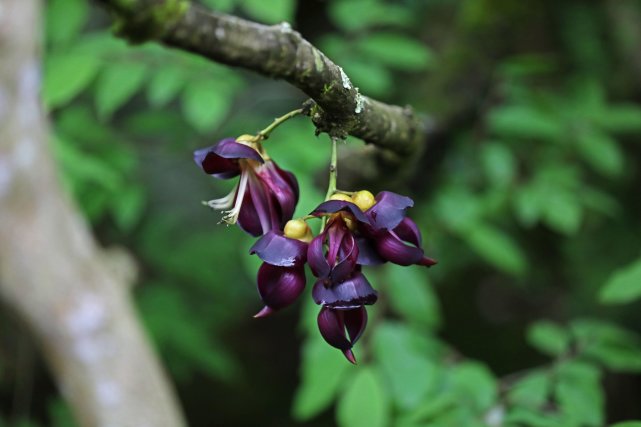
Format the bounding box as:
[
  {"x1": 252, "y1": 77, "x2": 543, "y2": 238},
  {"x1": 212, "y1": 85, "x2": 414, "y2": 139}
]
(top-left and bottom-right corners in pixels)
[
  {"x1": 257, "y1": 108, "x2": 303, "y2": 140},
  {"x1": 320, "y1": 137, "x2": 339, "y2": 232}
]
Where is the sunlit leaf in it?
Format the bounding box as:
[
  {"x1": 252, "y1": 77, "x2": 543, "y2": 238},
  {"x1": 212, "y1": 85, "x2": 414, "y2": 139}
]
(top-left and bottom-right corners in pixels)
[
  {"x1": 44, "y1": 52, "x2": 100, "y2": 108},
  {"x1": 95, "y1": 62, "x2": 148, "y2": 120},
  {"x1": 447, "y1": 362, "x2": 498, "y2": 412},
  {"x1": 181, "y1": 80, "x2": 230, "y2": 133},
  {"x1": 481, "y1": 142, "x2": 516, "y2": 187},
  {"x1": 555, "y1": 361, "x2": 603, "y2": 427},
  {"x1": 527, "y1": 321, "x2": 570, "y2": 356},
  {"x1": 147, "y1": 66, "x2": 186, "y2": 108},
  {"x1": 507, "y1": 371, "x2": 551, "y2": 409},
  {"x1": 599, "y1": 258, "x2": 641, "y2": 304},
  {"x1": 355, "y1": 33, "x2": 434, "y2": 71},
  {"x1": 385, "y1": 264, "x2": 441, "y2": 329},
  {"x1": 292, "y1": 337, "x2": 352, "y2": 421},
  {"x1": 336, "y1": 367, "x2": 390, "y2": 427},
  {"x1": 373, "y1": 323, "x2": 439, "y2": 410},
  {"x1": 241, "y1": 0, "x2": 295, "y2": 24},
  {"x1": 46, "y1": 0, "x2": 89, "y2": 46}
]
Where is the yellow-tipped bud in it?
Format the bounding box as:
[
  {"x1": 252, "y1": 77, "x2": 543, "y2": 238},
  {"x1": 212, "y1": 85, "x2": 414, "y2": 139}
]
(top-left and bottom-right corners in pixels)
[
  {"x1": 352, "y1": 190, "x2": 376, "y2": 211},
  {"x1": 284, "y1": 219, "x2": 311, "y2": 241},
  {"x1": 235, "y1": 134, "x2": 257, "y2": 143},
  {"x1": 329, "y1": 193, "x2": 353, "y2": 202},
  {"x1": 342, "y1": 215, "x2": 357, "y2": 231}
]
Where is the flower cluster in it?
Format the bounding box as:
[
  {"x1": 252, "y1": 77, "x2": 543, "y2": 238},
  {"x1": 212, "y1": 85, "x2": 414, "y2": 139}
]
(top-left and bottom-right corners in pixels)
[{"x1": 195, "y1": 135, "x2": 436, "y2": 363}]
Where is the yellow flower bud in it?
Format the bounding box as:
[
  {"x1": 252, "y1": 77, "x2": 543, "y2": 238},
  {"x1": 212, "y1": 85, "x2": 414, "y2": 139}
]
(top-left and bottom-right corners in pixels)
[
  {"x1": 284, "y1": 219, "x2": 311, "y2": 241},
  {"x1": 235, "y1": 134, "x2": 257, "y2": 143},
  {"x1": 329, "y1": 193, "x2": 353, "y2": 202},
  {"x1": 352, "y1": 190, "x2": 376, "y2": 211}
]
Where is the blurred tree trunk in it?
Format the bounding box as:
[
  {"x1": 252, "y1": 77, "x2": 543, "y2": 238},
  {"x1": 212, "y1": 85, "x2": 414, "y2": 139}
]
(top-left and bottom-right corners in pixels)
[{"x1": 0, "y1": 1, "x2": 185, "y2": 426}]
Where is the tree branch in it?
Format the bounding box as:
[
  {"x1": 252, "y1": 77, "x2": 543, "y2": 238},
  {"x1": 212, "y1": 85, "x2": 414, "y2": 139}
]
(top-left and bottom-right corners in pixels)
[
  {"x1": 0, "y1": 1, "x2": 185, "y2": 426},
  {"x1": 95, "y1": 0, "x2": 431, "y2": 158}
]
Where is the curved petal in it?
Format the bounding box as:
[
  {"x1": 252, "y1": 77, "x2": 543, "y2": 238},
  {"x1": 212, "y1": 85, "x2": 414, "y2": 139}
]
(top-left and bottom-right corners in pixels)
[
  {"x1": 194, "y1": 146, "x2": 240, "y2": 179},
  {"x1": 250, "y1": 231, "x2": 307, "y2": 267},
  {"x1": 255, "y1": 161, "x2": 299, "y2": 226},
  {"x1": 394, "y1": 217, "x2": 422, "y2": 247},
  {"x1": 355, "y1": 236, "x2": 385, "y2": 265},
  {"x1": 375, "y1": 230, "x2": 430, "y2": 266},
  {"x1": 236, "y1": 185, "x2": 264, "y2": 237},
  {"x1": 257, "y1": 264, "x2": 306, "y2": 310},
  {"x1": 307, "y1": 234, "x2": 331, "y2": 279},
  {"x1": 312, "y1": 272, "x2": 378, "y2": 309},
  {"x1": 317, "y1": 307, "x2": 350, "y2": 351},
  {"x1": 310, "y1": 200, "x2": 370, "y2": 225},
  {"x1": 330, "y1": 231, "x2": 359, "y2": 283},
  {"x1": 343, "y1": 306, "x2": 368, "y2": 345},
  {"x1": 214, "y1": 138, "x2": 264, "y2": 162},
  {"x1": 366, "y1": 191, "x2": 414, "y2": 230}
]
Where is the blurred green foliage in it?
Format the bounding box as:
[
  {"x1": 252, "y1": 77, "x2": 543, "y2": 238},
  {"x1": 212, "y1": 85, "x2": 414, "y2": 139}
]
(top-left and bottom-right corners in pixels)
[{"x1": 2, "y1": 0, "x2": 641, "y2": 426}]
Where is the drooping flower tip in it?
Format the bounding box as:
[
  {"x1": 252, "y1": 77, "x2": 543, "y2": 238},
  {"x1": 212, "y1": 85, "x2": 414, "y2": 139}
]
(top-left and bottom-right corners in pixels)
[
  {"x1": 256, "y1": 263, "x2": 306, "y2": 312},
  {"x1": 253, "y1": 305, "x2": 275, "y2": 318},
  {"x1": 343, "y1": 348, "x2": 357, "y2": 365}
]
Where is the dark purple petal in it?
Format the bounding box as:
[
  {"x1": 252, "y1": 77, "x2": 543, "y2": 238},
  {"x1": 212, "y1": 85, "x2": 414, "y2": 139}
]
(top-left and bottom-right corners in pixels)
[
  {"x1": 256, "y1": 263, "x2": 306, "y2": 311},
  {"x1": 255, "y1": 161, "x2": 299, "y2": 226},
  {"x1": 312, "y1": 272, "x2": 378, "y2": 309},
  {"x1": 317, "y1": 307, "x2": 351, "y2": 351},
  {"x1": 250, "y1": 231, "x2": 308, "y2": 267},
  {"x1": 310, "y1": 200, "x2": 370, "y2": 225},
  {"x1": 214, "y1": 138, "x2": 264, "y2": 162},
  {"x1": 194, "y1": 138, "x2": 264, "y2": 178},
  {"x1": 355, "y1": 236, "x2": 385, "y2": 265},
  {"x1": 236, "y1": 185, "x2": 264, "y2": 237},
  {"x1": 330, "y1": 231, "x2": 359, "y2": 283},
  {"x1": 248, "y1": 173, "x2": 280, "y2": 235},
  {"x1": 344, "y1": 307, "x2": 368, "y2": 345},
  {"x1": 366, "y1": 191, "x2": 414, "y2": 231},
  {"x1": 375, "y1": 230, "x2": 426, "y2": 266},
  {"x1": 307, "y1": 234, "x2": 331, "y2": 278},
  {"x1": 394, "y1": 217, "x2": 422, "y2": 247}
]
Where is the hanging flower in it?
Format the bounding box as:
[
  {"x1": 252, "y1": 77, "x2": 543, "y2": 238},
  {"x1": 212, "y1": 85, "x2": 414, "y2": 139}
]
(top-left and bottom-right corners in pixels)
[
  {"x1": 249, "y1": 220, "x2": 312, "y2": 317},
  {"x1": 194, "y1": 136, "x2": 299, "y2": 236},
  {"x1": 317, "y1": 306, "x2": 368, "y2": 364}
]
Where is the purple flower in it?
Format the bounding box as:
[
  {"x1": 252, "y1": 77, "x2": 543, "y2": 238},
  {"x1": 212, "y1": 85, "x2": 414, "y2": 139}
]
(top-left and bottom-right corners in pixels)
[
  {"x1": 374, "y1": 216, "x2": 437, "y2": 267},
  {"x1": 317, "y1": 306, "x2": 368, "y2": 364},
  {"x1": 194, "y1": 137, "x2": 299, "y2": 236},
  {"x1": 307, "y1": 214, "x2": 378, "y2": 307},
  {"x1": 250, "y1": 230, "x2": 308, "y2": 317}
]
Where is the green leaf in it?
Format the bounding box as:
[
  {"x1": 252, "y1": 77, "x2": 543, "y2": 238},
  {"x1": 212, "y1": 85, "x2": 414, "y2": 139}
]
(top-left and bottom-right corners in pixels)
[
  {"x1": 241, "y1": 0, "x2": 294, "y2": 23},
  {"x1": 44, "y1": 52, "x2": 100, "y2": 108},
  {"x1": 355, "y1": 33, "x2": 434, "y2": 71},
  {"x1": 112, "y1": 185, "x2": 146, "y2": 231},
  {"x1": 201, "y1": 0, "x2": 236, "y2": 12},
  {"x1": 576, "y1": 130, "x2": 623, "y2": 177},
  {"x1": 46, "y1": 0, "x2": 89, "y2": 46},
  {"x1": 329, "y1": 1, "x2": 412, "y2": 32},
  {"x1": 292, "y1": 337, "x2": 353, "y2": 420},
  {"x1": 507, "y1": 371, "x2": 551, "y2": 409},
  {"x1": 611, "y1": 422, "x2": 641, "y2": 427},
  {"x1": 181, "y1": 80, "x2": 230, "y2": 133},
  {"x1": 95, "y1": 62, "x2": 148, "y2": 120},
  {"x1": 373, "y1": 323, "x2": 439, "y2": 410},
  {"x1": 147, "y1": 66, "x2": 186, "y2": 107},
  {"x1": 527, "y1": 321, "x2": 570, "y2": 356},
  {"x1": 555, "y1": 361, "x2": 603, "y2": 427},
  {"x1": 447, "y1": 362, "x2": 498, "y2": 412},
  {"x1": 385, "y1": 264, "x2": 441, "y2": 329},
  {"x1": 542, "y1": 190, "x2": 583, "y2": 235},
  {"x1": 481, "y1": 142, "x2": 516, "y2": 187},
  {"x1": 595, "y1": 105, "x2": 641, "y2": 133},
  {"x1": 336, "y1": 367, "x2": 390, "y2": 427},
  {"x1": 488, "y1": 105, "x2": 564, "y2": 141},
  {"x1": 340, "y1": 59, "x2": 393, "y2": 97},
  {"x1": 571, "y1": 319, "x2": 641, "y2": 372},
  {"x1": 599, "y1": 258, "x2": 641, "y2": 304},
  {"x1": 464, "y1": 224, "x2": 527, "y2": 276},
  {"x1": 505, "y1": 408, "x2": 564, "y2": 427}
]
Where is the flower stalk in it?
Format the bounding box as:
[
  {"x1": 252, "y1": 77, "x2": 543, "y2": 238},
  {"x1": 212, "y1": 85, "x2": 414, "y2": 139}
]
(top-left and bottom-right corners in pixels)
[{"x1": 257, "y1": 108, "x2": 303, "y2": 141}]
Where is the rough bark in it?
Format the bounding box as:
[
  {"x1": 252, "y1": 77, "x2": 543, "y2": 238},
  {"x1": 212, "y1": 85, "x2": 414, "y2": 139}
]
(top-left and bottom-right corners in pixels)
[
  {"x1": 95, "y1": 0, "x2": 431, "y2": 158},
  {"x1": 0, "y1": 1, "x2": 185, "y2": 426}
]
